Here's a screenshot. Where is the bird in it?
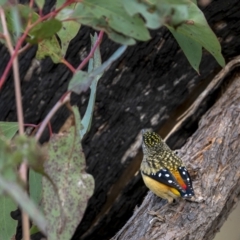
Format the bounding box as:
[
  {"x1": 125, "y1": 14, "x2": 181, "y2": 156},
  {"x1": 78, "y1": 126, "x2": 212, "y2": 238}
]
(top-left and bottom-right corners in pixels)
[{"x1": 141, "y1": 129, "x2": 194, "y2": 203}]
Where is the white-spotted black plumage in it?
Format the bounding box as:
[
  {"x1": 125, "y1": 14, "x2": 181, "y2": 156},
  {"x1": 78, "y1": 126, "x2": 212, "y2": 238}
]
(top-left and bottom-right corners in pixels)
[{"x1": 141, "y1": 129, "x2": 194, "y2": 199}]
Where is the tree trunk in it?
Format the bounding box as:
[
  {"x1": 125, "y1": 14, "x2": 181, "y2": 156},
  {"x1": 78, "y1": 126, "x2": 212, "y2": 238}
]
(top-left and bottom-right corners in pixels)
[
  {"x1": 112, "y1": 57, "x2": 240, "y2": 240},
  {"x1": 0, "y1": 0, "x2": 240, "y2": 239}
]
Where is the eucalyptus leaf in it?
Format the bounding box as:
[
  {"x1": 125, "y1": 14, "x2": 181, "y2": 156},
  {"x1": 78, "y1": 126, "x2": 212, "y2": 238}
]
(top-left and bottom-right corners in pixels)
[
  {"x1": 10, "y1": 6, "x2": 22, "y2": 41},
  {"x1": 123, "y1": 0, "x2": 190, "y2": 29},
  {"x1": 80, "y1": 33, "x2": 102, "y2": 138},
  {"x1": 57, "y1": 21, "x2": 80, "y2": 57},
  {"x1": 168, "y1": 27, "x2": 202, "y2": 72},
  {"x1": 30, "y1": 225, "x2": 40, "y2": 235},
  {"x1": 0, "y1": 122, "x2": 18, "y2": 139},
  {"x1": 29, "y1": 170, "x2": 42, "y2": 206},
  {"x1": 68, "y1": 45, "x2": 127, "y2": 94},
  {"x1": 14, "y1": 136, "x2": 45, "y2": 173},
  {"x1": 72, "y1": 0, "x2": 150, "y2": 44},
  {"x1": 42, "y1": 106, "x2": 94, "y2": 239},
  {"x1": 0, "y1": 0, "x2": 7, "y2": 6},
  {"x1": 0, "y1": 196, "x2": 17, "y2": 240},
  {"x1": 166, "y1": 1, "x2": 225, "y2": 69},
  {"x1": 36, "y1": 35, "x2": 62, "y2": 63},
  {"x1": 0, "y1": 137, "x2": 20, "y2": 180},
  {"x1": 5, "y1": 4, "x2": 39, "y2": 35},
  {"x1": 35, "y1": 0, "x2": 45, "y2": 9},
  {"x1": 0, "y1": 176, "x2": 47, "y2": 235},
  {"x1": 0, "y1": 136, "x2": 47, "y2": 235},
  {"x1": 123, "y1": 0, "x2": 162, "y2": 29},
  {"x1": 29, "y1": 19, "x2": 62, "y2": 43}
]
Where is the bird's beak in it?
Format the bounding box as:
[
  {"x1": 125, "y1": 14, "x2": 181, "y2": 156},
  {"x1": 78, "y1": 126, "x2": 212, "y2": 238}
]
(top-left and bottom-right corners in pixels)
[{"x1": 141, "y1": 128, "x2": 152, "y2": 135}]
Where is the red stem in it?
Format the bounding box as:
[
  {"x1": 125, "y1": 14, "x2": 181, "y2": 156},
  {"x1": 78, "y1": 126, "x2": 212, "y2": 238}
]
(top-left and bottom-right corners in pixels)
[
  {"x1": 47, "y1": 121, "x2": 53, "y2": 137},
  {"x1": 76, "y1": 30, "x2": 104, "y2": 71},
  {"x1": 0, "y1": 30, "x2": 29, "y2": 89},
  {"x1": 0, "y1": 0, "x2": 74, "y2": 90},
  {"x1": 61, "y1": 59, "x2": 76, "y2": 73}
]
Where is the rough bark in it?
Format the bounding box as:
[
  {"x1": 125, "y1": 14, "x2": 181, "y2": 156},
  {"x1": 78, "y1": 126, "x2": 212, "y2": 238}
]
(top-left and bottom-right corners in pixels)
[
  {"x1": 112, "y1": 59, "x2": 240, "y2": 240},
  {"x1": 0, "y1": 0, "x2": 240, "y2": 239}
]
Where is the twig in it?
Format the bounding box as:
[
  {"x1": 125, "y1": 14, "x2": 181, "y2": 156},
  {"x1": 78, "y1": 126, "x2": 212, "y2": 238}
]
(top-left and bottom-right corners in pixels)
[
  {"x1": 47, "y1": 121, "x2": 53, "y2": 137},
  {"x1": 76, "y1": 30, "x2": 104, "y2": 71},
  {"x1": 0, "y1": 28, "x2": 29, "y2": 89},
  {"x1": 35, "y1": 92, "x2": 71, "y2": 141},
  {"x1": 35, "y1": 31, "x2": 105, "y2": 140},
  {"x1": 61, "y1": 30, "x2": 104, "y2": 73},
  {"x1": 0, "y1": 0, "x2": 75, "y2": 90},
  {"x1": 61, "y1": 59, "x2": 76, "y2": 73},
  {"x1": 18, "y1": 43, "x2": 31, "y2": 55},
  {"x1": 0, "y1": 7, "x2": 30, "y2": 240}
]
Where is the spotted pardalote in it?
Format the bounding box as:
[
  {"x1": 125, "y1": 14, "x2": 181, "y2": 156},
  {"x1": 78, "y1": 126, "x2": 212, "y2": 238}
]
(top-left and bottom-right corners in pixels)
[{"x1": 141, "y1": 129, "x2": 194, "y2": 203}]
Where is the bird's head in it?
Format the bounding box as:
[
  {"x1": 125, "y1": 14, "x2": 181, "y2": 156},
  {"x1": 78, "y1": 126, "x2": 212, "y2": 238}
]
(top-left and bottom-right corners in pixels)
[{"x1": 142, "y1": 129, "x2": 164, "y2": 154}]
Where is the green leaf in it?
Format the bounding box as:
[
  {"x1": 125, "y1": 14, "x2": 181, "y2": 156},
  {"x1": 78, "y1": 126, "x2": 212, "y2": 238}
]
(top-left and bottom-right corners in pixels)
[
  {"x1": 17, "y1": 4, "x2": 39, "y2": 23},
  {"x1": 30, "y1": 225, "x2": 40, "y2": 235},
  {"x1": 122, "y1": 0, "x2": 162, "y2": 29},
  {"x1": 167, "y1": 27, "x2": 202, "y2": 72},
  {"x1": 5, "y1": 4, "x2": 39, "y2": 34},
  {"x1": 14, "y1": 136, "x2": 45, "y2": 173},
  {"x1": 73, "y1": 0, "x2": 150, "y2": 44},
  {"x1": 35, "y1": 0, "x2": 45, "y2": 9},
  {"x1": 56, "y1": 0, "x2": 68, "y2": 9},
  {"x1": 0, "y1": 122, "x2": 18, "y2": 139},
  {"x1": 0, "y1": 176, "x2": 47, "y2": 235},
  {"x1": 123, "y1": 0, "x2": 189, "y2": 29},
  {"x1": 0, "y1": 137, "x2": 19, "y2": 181},
  {"x1": 0, "y1": 0, "x2": 7, "y2": 6},
  {"x1": 56, "y1": 4, "x2": 81, "y2": 57},
  {"x1": 36, "y1": 35, "x2": 62, "y2": 63},
  {"x1": 42, "y1": 106, "x2": 94, "y2": 239},
  {"x1": 80, "y1": 33, "x2": 102, "y2": 138},
  {"x1": 68, "y1": 71, "x2": 89, "y2": 93},
  {"x1": 0, "y1": 135, "x2": 45, "y2": 180},
  {"x1": 29, "y1": 170, "x2": 42, "y2": 206},
  {"x1": 4, "y1": 4, "x2": 39, "y2": 44},
  {"x1": 0, "y1": 135, "x2": 47, "y2": 235},
  {"x1": 29, "y1": 19, "x2": 62, "y2": 43},
  {"x1": 0, "y1": 196, "x2": 17, "y2": 240},
  {"x1": 10, "y1": 6, "x2": 22, "y2": 41},
  {"x1": 68, "y1": 45, "x2": 127, "y2": 94},
  {"x1": 167, "y1": 1, "x2": 225, "y2": 69},
  {"x1": 57, "y1": 21, "x2": 80, "y2": 57}
]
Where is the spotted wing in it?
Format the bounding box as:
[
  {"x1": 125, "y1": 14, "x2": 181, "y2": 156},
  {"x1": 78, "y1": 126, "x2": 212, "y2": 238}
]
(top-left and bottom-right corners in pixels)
[
  {"x1": 177, "y1": 166, "x2": 194, "y2": 198},
  {"x1": 142, "y1": 168, "x2": 186, "y2": 194}
]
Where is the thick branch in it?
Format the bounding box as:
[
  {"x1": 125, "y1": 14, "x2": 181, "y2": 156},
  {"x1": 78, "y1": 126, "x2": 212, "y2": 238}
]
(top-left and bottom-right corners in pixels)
[{"x1": 113, "y1": 59, "x2": 240, "y2": 240}]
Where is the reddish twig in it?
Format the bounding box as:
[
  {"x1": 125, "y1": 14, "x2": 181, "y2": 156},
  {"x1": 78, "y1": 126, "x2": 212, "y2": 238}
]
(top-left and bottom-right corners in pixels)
[
  {"x1": 35, "y1": 92, "x2": 71, "y2": 141},
  {"x1": 0, "y1": 29, "x2": 29, "y2": 89},
  {"x1": 61, "y1": 59, "x2": 76, "y2": 73},
  {"x1": 76, "y1": 30, "x2": 104, "y2": 71},
  {"x1": 18, "y1": 43, "x2": 31, "y2": 55},
  {"x1": 29, "y1": 0, "x2": 34, "y2": 9},
  {"x1": 35, "y1": 30, "x2": 104, "y2": 141},
  {"x1": 0, "y1": 0, "x2": 75, "y2": 90},
  {"x1": 47, "y1": 121, "x2": 53, "y2": 137},
  {"x1": 0, "y1": 7, "x2": 30, "y2": 240}
]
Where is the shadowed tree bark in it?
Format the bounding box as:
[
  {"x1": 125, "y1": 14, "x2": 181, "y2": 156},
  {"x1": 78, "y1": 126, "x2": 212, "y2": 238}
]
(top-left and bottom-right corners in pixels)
[{"x1": 1, "y1": 0, "x2": 240, "y2": 239}]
